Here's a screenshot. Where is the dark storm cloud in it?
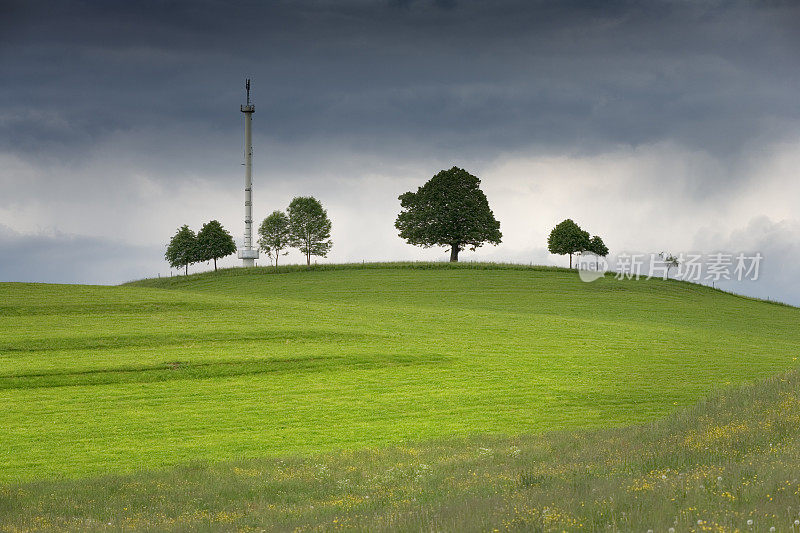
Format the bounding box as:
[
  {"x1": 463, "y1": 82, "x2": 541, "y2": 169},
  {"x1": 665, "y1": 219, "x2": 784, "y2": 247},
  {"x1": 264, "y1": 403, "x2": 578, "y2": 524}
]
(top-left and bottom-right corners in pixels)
[
  {"x1": 390, "y1": 0, "x2": 458, "y2": 10},
  {"x1": 2, "y1": 0, "x2": 799, "y2": 167}
]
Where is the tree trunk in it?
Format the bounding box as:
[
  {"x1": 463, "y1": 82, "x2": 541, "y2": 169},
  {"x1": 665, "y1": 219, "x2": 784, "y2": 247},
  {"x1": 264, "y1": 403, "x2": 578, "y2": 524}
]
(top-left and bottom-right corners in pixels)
[
  {"x1": 275, "y1": 253, "x2": 279, "y2": 270},
  {"x1": 307, "y1": 252, "x2": 311, "y2": 266},
  {"x1": 214, "y1": 258, "x2": 217, "y2": 271},
  {"x1": 185, "y1": 263, "x2": 188, "y2": 276},
  {"x1": 450, "y1": 246, "x2": 459, "y2": 262},
  {"x1": 569, "y1": 253, "x2": 573, "y2": 269}
]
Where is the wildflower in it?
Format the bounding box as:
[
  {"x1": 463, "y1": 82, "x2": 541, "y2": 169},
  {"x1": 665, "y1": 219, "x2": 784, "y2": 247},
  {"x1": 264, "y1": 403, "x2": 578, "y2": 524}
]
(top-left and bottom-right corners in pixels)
[
  {"x1": 747, "y1": 519, "x2": 754, "y2": 526},
  {"x1": 770, "y1": 527, "x2": 775, "y2": 532},
  {"x1": 668, "y1": 529, "x2": 675, "y2": 533}
]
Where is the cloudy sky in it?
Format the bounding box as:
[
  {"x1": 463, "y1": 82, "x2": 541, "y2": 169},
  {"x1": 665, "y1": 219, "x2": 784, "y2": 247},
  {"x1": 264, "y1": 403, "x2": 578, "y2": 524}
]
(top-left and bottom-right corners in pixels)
[{"x1": 1, "y1": 0, "x2": 799, "y2": 303}]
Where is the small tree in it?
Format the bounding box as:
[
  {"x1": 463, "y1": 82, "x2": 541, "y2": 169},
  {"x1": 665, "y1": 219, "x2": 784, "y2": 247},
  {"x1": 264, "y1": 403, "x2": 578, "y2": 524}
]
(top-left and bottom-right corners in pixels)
[
  {"x1": 587, "y1": 235, "x2": 609, "y2": 269},
  {"x1": 258, "y1": 210, "x2": 291, "y2": 269},
  {"x1": 165, "y1": 225, "x2": 198, "y2": 276},
  {"x1": 288, "y1": 196, "x2": 333, "y2": 265},
  {"x1": 659, "y1": 252, "x2": 680, "y2": 278},
  {"x1": 547, "y1": 219, "x2": 590, "y2": 268},
  {"x1": 395, "y1": 166, "x2": 502, "y2": 262},
  {"x1": 197, "y1": 220, "x2": 236, "y2": 271}
]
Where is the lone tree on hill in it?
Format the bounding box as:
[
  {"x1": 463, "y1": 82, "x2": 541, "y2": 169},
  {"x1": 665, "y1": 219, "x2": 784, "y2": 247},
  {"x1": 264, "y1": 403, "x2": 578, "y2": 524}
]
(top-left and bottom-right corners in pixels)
[
  {"x1": 395, "y1": 166, "x2": 502, "y2": 262},
  {"x1": 547, "y1": 219, "x2": 590, "y2": 268},
  {"x1": 165, "y1": 225, "x2": 198, "y2": 276},
  {"x1": 659, "y1": 252, "x2": 680, "y2": 278},
  {"x1": 288, "y1": 196, "x2": 333, "y2": 266},
  {"x1": 258, "y1": 210, "x2": 291, "y2": 269},
  {"x1": 587, "y1": 235, "x2": 609, "y2": 269},
  {"x1": 197, "y1": 220, "x2": 236, "y2": 271}
]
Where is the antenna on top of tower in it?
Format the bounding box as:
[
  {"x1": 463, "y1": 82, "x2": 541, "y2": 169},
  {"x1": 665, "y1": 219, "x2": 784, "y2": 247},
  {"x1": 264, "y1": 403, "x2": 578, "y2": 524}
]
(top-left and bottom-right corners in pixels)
[{"x1": 245, "y1": 78, "x2": 251, "y2": 105}]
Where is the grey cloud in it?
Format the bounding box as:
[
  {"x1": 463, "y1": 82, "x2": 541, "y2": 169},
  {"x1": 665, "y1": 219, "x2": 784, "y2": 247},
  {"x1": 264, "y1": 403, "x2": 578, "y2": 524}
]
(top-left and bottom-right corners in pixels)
[
  {"x1": 694, "y1": 217, "x2": 800, "y2": 306},
  {"x1": 0, "y1": 225, "x2": 162, "y2": 285},
  {"x1": 389, "y1": 0, "x2": 458, "y2": 10},
  {"x1": 2, "y1": 0, "x2": 799, "y2": 166}
]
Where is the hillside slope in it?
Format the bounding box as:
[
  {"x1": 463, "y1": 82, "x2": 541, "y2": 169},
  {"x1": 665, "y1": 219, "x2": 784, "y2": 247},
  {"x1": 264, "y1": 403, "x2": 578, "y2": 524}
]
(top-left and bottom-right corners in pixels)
[{"x1": 1, "y1": 263, "x2": 798, "y2": 484}]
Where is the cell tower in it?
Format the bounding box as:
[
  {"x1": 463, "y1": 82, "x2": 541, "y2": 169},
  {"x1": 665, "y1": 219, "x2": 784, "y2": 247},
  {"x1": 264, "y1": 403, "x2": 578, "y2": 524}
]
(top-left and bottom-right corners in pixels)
[{"x1": 237, "y1": 78, "x2": 259, "y2": 267}]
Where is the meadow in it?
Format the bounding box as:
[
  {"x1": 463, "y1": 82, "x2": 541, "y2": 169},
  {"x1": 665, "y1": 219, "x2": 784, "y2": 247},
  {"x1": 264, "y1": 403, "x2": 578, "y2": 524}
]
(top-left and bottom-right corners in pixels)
[
  {"x1": 1, "y1": 262, "x2": 799, "y2": 530},
  {"x1": 2, "y1": 369, "x2": 800, "y2": 531}
]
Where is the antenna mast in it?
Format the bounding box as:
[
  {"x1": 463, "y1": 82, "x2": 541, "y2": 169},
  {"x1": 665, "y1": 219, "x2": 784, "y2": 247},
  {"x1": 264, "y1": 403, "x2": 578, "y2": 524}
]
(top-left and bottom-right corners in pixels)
[{"x1": 237, "y1": 78, "x2": 259, "y2": 267}]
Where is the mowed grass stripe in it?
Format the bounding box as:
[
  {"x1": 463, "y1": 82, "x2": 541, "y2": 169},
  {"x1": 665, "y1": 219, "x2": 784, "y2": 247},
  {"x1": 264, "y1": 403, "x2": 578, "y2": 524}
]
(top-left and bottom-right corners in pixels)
[{"x1": 1, "y1": 264, "x2": 798, "y2": 483}]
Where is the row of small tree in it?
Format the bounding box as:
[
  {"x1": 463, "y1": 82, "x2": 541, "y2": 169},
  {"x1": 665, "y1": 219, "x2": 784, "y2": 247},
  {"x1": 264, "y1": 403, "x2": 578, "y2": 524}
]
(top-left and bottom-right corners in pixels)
[
  {"x1": 165, "y1": 197, "x2": 333, "y2": 275},
  {"x1": 258, "y1": 196, "x2": 332, "y2": 267},
  {"x1": 165, "y1": 220, "x2": 236, "y2": 274}
]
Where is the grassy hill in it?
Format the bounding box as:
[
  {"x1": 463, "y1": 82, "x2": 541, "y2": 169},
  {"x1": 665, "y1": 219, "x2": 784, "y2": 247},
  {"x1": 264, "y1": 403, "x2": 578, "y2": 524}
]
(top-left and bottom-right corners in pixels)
[{"x1": 1, "y1": 262, "x2": 798, "y2": 490}]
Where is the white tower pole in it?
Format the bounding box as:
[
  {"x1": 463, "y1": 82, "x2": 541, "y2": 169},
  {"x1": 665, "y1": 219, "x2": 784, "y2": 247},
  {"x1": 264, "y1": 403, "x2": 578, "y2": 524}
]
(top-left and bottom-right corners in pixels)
[{"x1": 237, "y1": 79, "x2": 259, "y2": 267}]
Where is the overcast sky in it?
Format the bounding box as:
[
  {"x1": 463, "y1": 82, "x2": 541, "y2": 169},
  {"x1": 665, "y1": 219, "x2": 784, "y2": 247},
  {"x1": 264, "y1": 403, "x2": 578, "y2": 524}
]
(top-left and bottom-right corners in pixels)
[{"x1": 1, "y1": 0, "x2": 799, "y2": 304}]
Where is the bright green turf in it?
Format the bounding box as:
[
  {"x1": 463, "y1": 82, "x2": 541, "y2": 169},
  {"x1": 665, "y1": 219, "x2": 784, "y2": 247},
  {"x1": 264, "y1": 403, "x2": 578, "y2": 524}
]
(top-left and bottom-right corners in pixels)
[
  {"x1": 4, "y1": 370, "x2": 800, "y2": 531},
  {"x1": 1, "y1": 263, "x2": 798, "y2": 484}
]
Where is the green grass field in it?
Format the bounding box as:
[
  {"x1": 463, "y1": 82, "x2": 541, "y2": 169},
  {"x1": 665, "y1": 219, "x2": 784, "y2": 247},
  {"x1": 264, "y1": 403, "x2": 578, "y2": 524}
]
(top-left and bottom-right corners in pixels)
[
  {"x1": 1, "y1": 263, "x2": 798, "y2": 483},
  {"x1": 3, "y1": 369, "x2": 800, "y2": 531},
  {"x1": 1, "y1": 263, "x2": 799, "y2": 530}
]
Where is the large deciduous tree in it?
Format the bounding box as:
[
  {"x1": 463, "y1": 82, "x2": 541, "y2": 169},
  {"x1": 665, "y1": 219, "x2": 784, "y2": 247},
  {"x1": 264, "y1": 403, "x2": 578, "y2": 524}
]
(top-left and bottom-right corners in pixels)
[
  {"x1": 288, "y1": 196, "x2": 333, "y2": 266},
  {"x1": 395, "y1": 166, "x2": 502, "y2": 262},
  {"x1": 258, "y1": 210, "x2": 291, "y2": 269},
  {"x1": 547, "y1": 219, "x2": 590, "y2": 269},
  {"x1": 197, "y1": 220, "x2": 236, "y2": 271},
  {"x1": 165, "y1": 225, "x2": 198, "y2": 276}
]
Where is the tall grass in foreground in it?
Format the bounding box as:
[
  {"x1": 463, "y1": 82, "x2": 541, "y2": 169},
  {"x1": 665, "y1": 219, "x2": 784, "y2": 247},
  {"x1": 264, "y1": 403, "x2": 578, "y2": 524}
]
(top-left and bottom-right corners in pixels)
[{"x1": 2, "y1": 369, "x2": 800, "y2": 532}]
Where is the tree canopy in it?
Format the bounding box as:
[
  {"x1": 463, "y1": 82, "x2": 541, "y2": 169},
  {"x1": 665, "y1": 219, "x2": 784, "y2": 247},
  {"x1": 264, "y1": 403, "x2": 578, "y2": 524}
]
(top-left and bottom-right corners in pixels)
[
  {"x1": 196, "y1": 220, "x2": 236, "y2": 271},
  {"x1": 258, "y1": 210, "x2": 291, "y2": 268},
  {"x1": 588, "y1": 235, "x2": 609, "y2": 258},
  {"x1": 395, "y1": 166, "x2": 502, "y2": 262},
  {"x1": 585, "y1": 235, "x2": 609, "y2": 269},
  {"x1": 547, "y1": 219, "x2": 590, "y2": 268},
  {"x1": 288, "y1": 196, "x2": 333, "y2": 265},
  {"x1": 165, "y1": 225, "x2": 198, "y2": 275}
]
